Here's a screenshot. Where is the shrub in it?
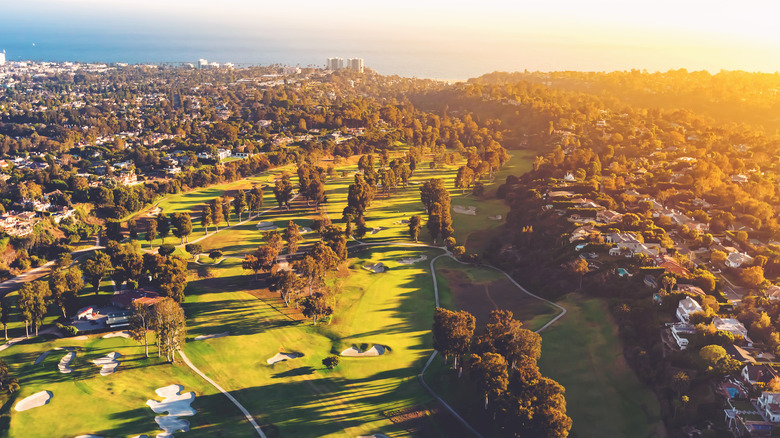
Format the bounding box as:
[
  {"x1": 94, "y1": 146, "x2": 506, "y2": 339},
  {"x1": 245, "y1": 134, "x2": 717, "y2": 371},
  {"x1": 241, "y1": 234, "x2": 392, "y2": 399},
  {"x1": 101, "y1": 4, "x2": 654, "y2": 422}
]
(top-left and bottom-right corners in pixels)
[
  {"x1": 158, "y1": 244, "x2": 176, "y2": 257},
  {"x1": 209, "y1": 250, "x2": 223, "y2": 260},
  {"x1": 322, "y1": 355, "x2": 340, "y2": 369},
  {"x1": 185, "y1": 243, "x2": 203, "y2": 255}
]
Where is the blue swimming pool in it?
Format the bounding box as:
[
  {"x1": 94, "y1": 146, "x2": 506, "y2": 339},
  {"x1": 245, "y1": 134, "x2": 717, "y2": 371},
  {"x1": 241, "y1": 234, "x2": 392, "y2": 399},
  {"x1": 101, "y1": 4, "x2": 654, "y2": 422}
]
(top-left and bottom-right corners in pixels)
[
  {"x1": 617, "y1": 268, "x2": 629, "y2": 277},
  {"x1": 727, "y1": 387, "x2": 739, "y2": 398}
]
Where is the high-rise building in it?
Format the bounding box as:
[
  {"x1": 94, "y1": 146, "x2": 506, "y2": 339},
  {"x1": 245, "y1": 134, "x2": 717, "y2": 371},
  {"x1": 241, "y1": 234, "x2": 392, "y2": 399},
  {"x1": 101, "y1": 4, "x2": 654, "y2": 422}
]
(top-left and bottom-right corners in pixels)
[
  {"x1": 347, "y1": 58, "x2": 364, "y2": 73},
  {"x1": 326, "y1": 57, "x2": 344, "y2": 70},
  {"x1": 0, "y1": 52, "x2": 5, "y2": 66},
  {"x1": 198, "y1": 59, "x2": 208, "y2": 69}
]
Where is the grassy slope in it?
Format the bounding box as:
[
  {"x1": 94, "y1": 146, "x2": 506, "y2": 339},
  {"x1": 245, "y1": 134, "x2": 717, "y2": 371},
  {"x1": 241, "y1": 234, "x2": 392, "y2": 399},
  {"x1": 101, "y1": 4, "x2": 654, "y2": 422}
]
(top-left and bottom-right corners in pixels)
[{"x1": 537, "y1": 294, "x2": 664, "y2": 438}]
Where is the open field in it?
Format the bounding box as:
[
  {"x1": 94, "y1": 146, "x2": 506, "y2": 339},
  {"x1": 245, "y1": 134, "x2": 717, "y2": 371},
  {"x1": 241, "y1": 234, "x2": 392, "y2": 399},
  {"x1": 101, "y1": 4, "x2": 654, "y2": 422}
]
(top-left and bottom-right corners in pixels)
[{"x1": 537, "y1": 294, "x2": 665, "y2": 438}]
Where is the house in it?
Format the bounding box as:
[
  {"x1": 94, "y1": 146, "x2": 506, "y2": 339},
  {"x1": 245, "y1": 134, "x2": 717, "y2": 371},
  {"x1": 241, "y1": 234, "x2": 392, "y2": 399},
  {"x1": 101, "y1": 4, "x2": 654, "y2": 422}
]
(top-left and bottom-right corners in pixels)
[
  {"x1": 727, "y1": 252, "x2": 754, "y2": 269},
  {"x1": 654, "y1": 255, "x2": 692, "y2": 278},
  {"x1": 165, "y1": 166, "x2": 181, "y2": 175},
  {"x1": 766, "y1": 285, "x2": 780, "y2": 301},
  {"x1": 757, "y1": 392, "x2": 780, "y2": 422},
  {"x1": 569, "y1": 225, "x2": 601, "y2": 243},
  {"x1": 547, "y1": 190, "x2": 575, "y2": 198},
  {"x1": 714, "y1": 317, "x2": 752, "y2": 344},
  {"x1": 741, "y1": 364, "x2": 778, "y2": 386},
  {"x1": 670, "y1": 322, "x2": 695, "y2": 349},
  {"x1": 676, "y1": 284, "x2": 706, "y2": 297},
  {"x1": 725, "y1": 344, "x2": 755, "y2": 364},
  {"x1": 597, "y1": 209, "x2": 623, "y2": 223},
  {"x1": 110, "y1": 289, "x2": 162, "y2": 310},
  {"x1": 676, "y1": 297, "x2": 703, "y2": 323}
]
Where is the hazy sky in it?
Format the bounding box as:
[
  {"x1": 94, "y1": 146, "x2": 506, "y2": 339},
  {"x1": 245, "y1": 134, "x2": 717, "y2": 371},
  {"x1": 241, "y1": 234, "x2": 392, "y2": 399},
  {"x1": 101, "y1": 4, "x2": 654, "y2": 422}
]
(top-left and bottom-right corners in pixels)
[{"x1": 3, "y1": 0, "x2": 780, "y2": 75}]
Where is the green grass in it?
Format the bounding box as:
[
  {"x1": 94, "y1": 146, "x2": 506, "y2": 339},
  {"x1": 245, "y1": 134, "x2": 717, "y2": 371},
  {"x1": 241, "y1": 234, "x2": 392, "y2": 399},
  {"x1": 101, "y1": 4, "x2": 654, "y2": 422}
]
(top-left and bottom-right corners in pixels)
[{"x1": 537, "y1": 294, "x2": 665, "y2": 438}]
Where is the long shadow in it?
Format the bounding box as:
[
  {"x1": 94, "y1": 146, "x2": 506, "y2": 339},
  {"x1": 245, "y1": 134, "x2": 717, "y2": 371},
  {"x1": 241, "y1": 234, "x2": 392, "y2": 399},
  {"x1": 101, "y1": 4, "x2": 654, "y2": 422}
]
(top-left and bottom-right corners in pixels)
[{"x1": 271, "y1": 366, "x2": 315, "y2": 379}]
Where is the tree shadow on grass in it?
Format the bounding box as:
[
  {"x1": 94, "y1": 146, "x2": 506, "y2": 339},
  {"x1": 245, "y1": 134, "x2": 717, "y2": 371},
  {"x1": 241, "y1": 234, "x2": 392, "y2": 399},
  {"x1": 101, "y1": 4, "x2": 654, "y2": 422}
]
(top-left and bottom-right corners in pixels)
[{"x1": 271, "y1": 366, "x2": 315, "y2": 379}]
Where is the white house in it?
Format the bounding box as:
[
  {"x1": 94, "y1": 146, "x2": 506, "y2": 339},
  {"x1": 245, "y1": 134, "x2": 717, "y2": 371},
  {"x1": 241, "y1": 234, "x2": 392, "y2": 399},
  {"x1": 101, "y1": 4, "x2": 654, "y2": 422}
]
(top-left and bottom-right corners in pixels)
[
  {"x1": 676, "y1": 296, "x2": 702, "y2": 323},
  {"x1": 766, "y1": 285, "x2": 780, "y2": 301},
  {"x1": 757, "y1": 392, "x2": 780, "y2": 423},
  {"x1": 670, "y1": 323, "x2": 695, "y2": 350},
  {"x1": 726, "y1": 252, "x2": 754, "y2": 269},
  {"x1": 714, "y1": 317, "x2": 751, "y2": 344}
]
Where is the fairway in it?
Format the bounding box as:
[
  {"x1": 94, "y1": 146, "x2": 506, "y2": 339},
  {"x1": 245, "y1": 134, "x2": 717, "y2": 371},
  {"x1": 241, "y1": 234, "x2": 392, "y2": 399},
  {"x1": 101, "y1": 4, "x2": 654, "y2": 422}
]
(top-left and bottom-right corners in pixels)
[{"x1": 537, "y1": 294, "x2": 665, "y2": 438}]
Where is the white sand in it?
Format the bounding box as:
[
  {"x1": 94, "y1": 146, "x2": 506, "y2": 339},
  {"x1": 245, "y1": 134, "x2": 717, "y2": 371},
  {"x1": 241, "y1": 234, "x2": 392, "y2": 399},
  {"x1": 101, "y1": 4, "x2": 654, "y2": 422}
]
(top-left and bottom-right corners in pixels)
[
  {"x1": 33, "y1": 350, "x2": 51, "y2": 365},
  {"x1": 256, "y1": 221, "x2": 274, "y2": 228},
  {"x1": 341, "y1": 345, "x2": 386, "y2": 357},
  {"x1": 71, "y1": 335, "x2": 89, "y2": 340},
  {"x1": 370, "y1": 227, "x2": 386, "y2": 235},
  {"x1": 398, "y1": 255, "x2": 428, "y2": 265},
  {"x1": 489, "y1": 214, "x2": 503, "y2": 221},
  {"x1": 299, "y1": 227, "x2": 313, "y2": 233},
  {"x1": 102, "y1": 331, "x2": 131, "y2": 339},
  {"x1": 93, "y1": 352, "x2": 121, "y2": 376},
  {"x1": 394, "y1": 219, "x2": 410, "y2": 225},
  {"x1": 14, "y1": 390, "x2": 52, "y2": 412},
  {"x1": 194, "y1": 331, "x2": 229, "y2": 341},
  {"x1": 147, "y1": 384, "x2": 196, "y2": 438},
  {"x1": 453, "y1": 205, "x2": 477, "y2": 215},
  {"x1": 59, "y1": 351, "x2": 75, "y2": 374},
  {"x1": 362, "y1": 263, "x2": 385, "y2": 273},
  {"x1": 266, "y1": 352, "x2": 302, "y2": 364}
]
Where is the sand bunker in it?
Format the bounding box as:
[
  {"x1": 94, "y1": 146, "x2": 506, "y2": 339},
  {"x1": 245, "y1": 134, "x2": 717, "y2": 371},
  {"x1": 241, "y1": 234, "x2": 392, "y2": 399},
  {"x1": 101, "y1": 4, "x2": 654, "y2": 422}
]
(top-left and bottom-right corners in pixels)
[
  {"x1": 341, "y1": 345, "x2": 386, "y2": 357},
  {"x1": 266, "y1": 352, "x2": 303, "y2": 364},
  {"x1": 14, "y1": 390, "x2": 52, "y2": 412},
  {"x1": 362, "y1": 263, "x2": 385, "y2": 273},
  {"x1": 394, "y1": 219, "x2": 410, "y2": 225},
  {"x1": 194, "y1": 331, "x2": 229, "y2": 341},
  {"x1": 59, "y1": 351, "x2": 76, "y2": 373},
  {"x1": 102, "y1": 331, "x2": 131, "y2": 339},
  {"x1": 299, "y1": 226, "x2": 312, "y2": 233},
  {"x1": 398, "y1": 255, "x2": 428, "y2": 265},
  {"x1": 147, "y1": 384, "x2": 196, "y2": 438},
  {"x1": 489, "y1": 214, "x2": 503, "y2": 221},
  {"x1": 93, "y1": 352, "x2": 121, "y2": 376},
  {"x1": 453, "y1": 205, "x2": 477, "y2": 215},
  {"x1": 370, "y1": 227, "x2": 386, "y2": 235},
  {"x1": 33, "y1": 350, "x2": 51, "y2": 365},
  {"x1": 71, "y1": 335, "x2": 89, "y2": 340},
  {"x1": 256, "y1": 221, "x2": 275, "y2": 229}
]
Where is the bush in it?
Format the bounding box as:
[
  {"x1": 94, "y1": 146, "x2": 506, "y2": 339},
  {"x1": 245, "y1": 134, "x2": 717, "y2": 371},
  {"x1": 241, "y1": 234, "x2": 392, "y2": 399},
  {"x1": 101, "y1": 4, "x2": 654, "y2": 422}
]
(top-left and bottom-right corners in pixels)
[
  {"x1": 185, "y1": 243, "x2": 203, "y2": 255},
  {"x1": 158, "y1": 244, "x2": 176, "y2": 257},
  {"x1": 322, "y1": 355, "x2": 340, "y2": 369},
  {"x1": 63, "y1": 326, "x2": 78, "y2": 337},
  {"x1": 209, "y1": 250, "x2": 223, "y2": 260}
]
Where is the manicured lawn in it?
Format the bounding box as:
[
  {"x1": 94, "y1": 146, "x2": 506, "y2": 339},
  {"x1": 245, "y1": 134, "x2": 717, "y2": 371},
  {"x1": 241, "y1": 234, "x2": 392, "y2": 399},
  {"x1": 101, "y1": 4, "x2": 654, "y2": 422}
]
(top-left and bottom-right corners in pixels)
[{"x1": 537, "y1": 294, "x2": 665, "y2": 438}]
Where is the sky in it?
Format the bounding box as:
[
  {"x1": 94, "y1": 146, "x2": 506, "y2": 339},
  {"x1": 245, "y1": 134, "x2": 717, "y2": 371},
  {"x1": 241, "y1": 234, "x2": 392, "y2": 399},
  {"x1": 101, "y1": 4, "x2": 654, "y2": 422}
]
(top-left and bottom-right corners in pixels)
[{"x1": 2, "y1": 0, "x2": 780, "y2": 77}]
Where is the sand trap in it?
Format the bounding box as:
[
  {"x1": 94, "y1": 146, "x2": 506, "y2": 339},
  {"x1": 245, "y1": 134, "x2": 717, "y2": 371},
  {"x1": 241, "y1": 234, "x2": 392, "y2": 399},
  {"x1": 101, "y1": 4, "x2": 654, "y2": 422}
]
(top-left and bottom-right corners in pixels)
[
  {"x1": 398, "y1": 255, "x2": 428, "y2": 265},
  {"x1": 370, "y1": 227, "x2": 386, "y2": 235},
  {"x1": 59, "y1": 351, "x2": 76, "y2": 373},
  {"x1": 453, "y1": 205, "x2": 477, "y2": 215},
  {"x1": 489, "y1": 214, "x2": 503, "y2": 221},
  {"x1": 33, "y1": 351, "x2": 51, "y2": 365},
  {"x1": 93, "y1": 352, "x2": 121, "y2": 376},
  {"x1": 266, "y1": 352, "x2": 303, "y2": 364},
  {"x1": 341, "y1": 345, "x2": 386, "y2": 357},
  {"x1": 256, "y1": 221, "x2": 274, "y2": 228},
  {"x1": 299, "y1": 226, "x2": 312, "y2": 233},
  {"x1": 14, "y1": 390, "x2": 52, "y2": 412},
  {"x1": 194, "y1": 331, "x2": 229, "y2": 341},
  {"x1": 147, "y1": 384, "x2": 196, "y2": 438},
  {"x1": 102, "y1": 331, "x2": 131, "y2": 339},
  {"x1": 71, "y1": 335, "x2": 89, "y2": 340},
  {"x1": 362, "y1": 263, "x2": 385, "y2": 273},
  {"x1": 394, "y1": 219, "x2": 410, "y2": 225}
]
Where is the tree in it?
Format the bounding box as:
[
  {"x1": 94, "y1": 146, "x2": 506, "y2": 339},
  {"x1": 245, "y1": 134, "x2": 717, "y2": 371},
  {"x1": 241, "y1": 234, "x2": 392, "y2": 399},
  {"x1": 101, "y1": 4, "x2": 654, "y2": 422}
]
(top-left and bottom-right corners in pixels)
[
  {"x1": 301, "y1": 292, "x2": 333, "y2": 324},
  {"x1": 322, "y1": 355, "x2": 340, "y2": 369},
  {"x1": 0, "y1": 299, "x2": 8, "y2": 340},
  {"x1": 49, "y1": 266, "x2": 83, "y2": 318},
  {"x1": 284, "y1": 220, "x2": 303, "y2": 256},
  {"x1": 354, "y1": 215, "x2": 368, "y2": 239},
  {"x1": 469, "y1": 352, "x2": 509, "y2": 410},
  {"x1": 233, "y1": 189, "x2": 247, "y2": 222},
  {"x1": 295, "y1": 255, "x2": 323, "y2": 296},
  {"x1": 269, "y1": 270, "x2": 303, "y2": 307},
  {"x1": 432, "y1": 308, "x2": 476, "y2": 370},
  {"x1": 700, "y1": 344, "x2": 727, "y2": 368},
  {"x1": 200, "y1": 206, "x2": 212, "y2": 234},
  {"x1": 210, "y1": 198, "x2": 224, "y2": 230},
  {"x1": 158, "y1": 244, "x2": 176, "y2": 257},
  {"x1": 84, "y1": 251, "x2": 112, "y2": 295},
  {"x1": 264, "y1": 230, "x2": 284, "y2": 254},
  {"x1": 427, "y1": 202, "x2": 443, "y2": 244},
  {"x1": 741, "y1": 266, "x2": 765, "y2": 288},
  {"x1": 249, "y1": 185, "x2": 264, "y2": 214},
  {"x1": 55, "y1": 253, "x2": 72, "y2": 271},
  {"x1": 572, "y1": 258, "x2": 589, "y2": 289},
  {"x1": 157, "y1": 213, "x2": 170, "y2": 244},
  {"x1": 455, "y1": 166, "x2": 474, "y2": 193},
  {"x1": 146, "y1": 219, "x2": 157, "y2": 249},
  {"x1": 154, "y1": 256, "x2": 189, "y2": 302},
  {"x1": 671, "y1": 371, "x2": 691, "y2": 397},
  {"x1": 185, "y1": 243, "x2": 202, "y2": 256},
  {"x1": 130, "y1": 301, "x2": 154, "y2": 358},
  {"x1": 474, "y1": 310, "x2": 542, "y2": 369},
  {"x1": 18, "y1": 281, "x2": 49, "y2": 337},
  {"x1": 273, "y1": 175, "x2": 294, "y2": 209},
  {"x1": 171, "y1": 213, "x2": 193, "y2": 244},
  {"x1": 222, "y1": 197, "x2": 232, "y2": 226},
  {"x1": 409, "y1": 215, "x2": 422, "y2": 242},
  {"x1": 153, "y1": 298, "x2": 186, "y2": 362}
]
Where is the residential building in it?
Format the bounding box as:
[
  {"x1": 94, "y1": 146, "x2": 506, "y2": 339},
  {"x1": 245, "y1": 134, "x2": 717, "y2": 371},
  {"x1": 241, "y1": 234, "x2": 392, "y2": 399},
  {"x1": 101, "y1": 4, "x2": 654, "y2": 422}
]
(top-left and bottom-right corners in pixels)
[
  {"x1": 654, "y1": 255, "x2": 692, "y2": 278},
  {"x1": 757, "y1": 392, "x2": 780, "y2": 423},
  {"x1": 714, "y1": 317, "x2": 751, "y2": 344},
  {"x1": 0, "y1": 52, "x2": 5, "y2": 65},
  {"x1": 597, "y1": 209, "x2": 623, "y2": 223},
  {"x1": 198, "y1": 59, "x2": 208, "y2": 69},
  {"x1": 726, "y1": 252, "x2": 754, "y2": 269},
  {"x1": 675, "y1": 284, "x2": 705, "y2": 297},
  {"x1": 111, "y1": 289, "x2": 162, "y2": 309},
  {"x1": 741, "y1": 364, "x2": 778, "y2": 387},
  {"x1": 676, "y1": 297, "x2": 702, "y2": 323},
  {"x1": 725, "y1": 344, "x2": 755, "y2": 364},
  {"x1": 766, "y1": 285, "x2": 780, "y2": 301},
  {"x1": 327, "y1": 57, "x2": 344, "y2": 70},
  {"x1": 347, "y1": 58, "x2": 364, "y2": 73},
  {"x1": 670, "y1": 322, "x2": 695, "y2": 349}
]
